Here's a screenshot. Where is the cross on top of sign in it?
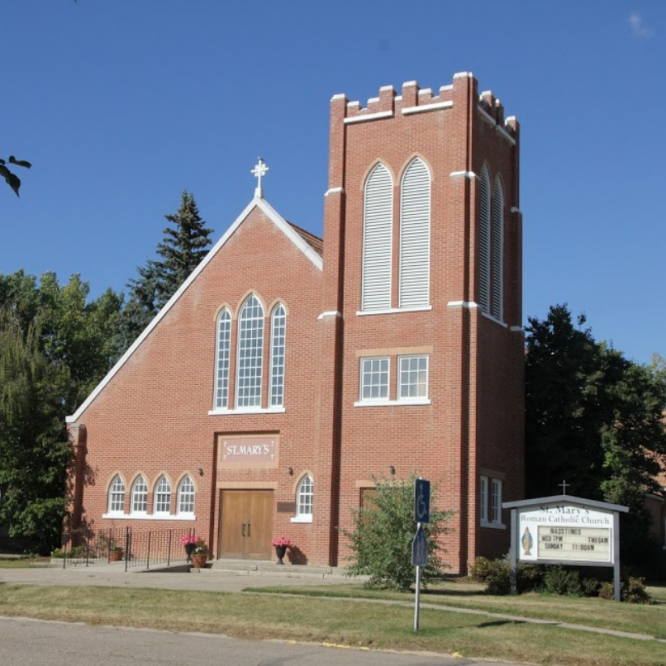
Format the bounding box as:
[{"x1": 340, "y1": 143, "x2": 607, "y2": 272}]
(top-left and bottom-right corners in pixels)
[
  {"x1": 251, "y1": 157, "x2": 269, "y2": 198},
  {"x1": 559, "y1": 479, "x2": 570, "y2": 495}
]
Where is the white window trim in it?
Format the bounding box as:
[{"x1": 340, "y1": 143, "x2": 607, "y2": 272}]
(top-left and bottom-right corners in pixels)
[
  {"x1": 154, "y1": 478, "x2": 172, "y2": 516},
  {"x1": 235, "y1": 295, "x2": 264, "y2": 409},
  {"x1": 359, "y1": 356, "x2": 390, "y2": 403},
  {"x1": 481, "y1": 477, "x2": 505, "y2": 529},
  {"x1": 480, "y1": 476, "x2": 488, "y2": 524},
  {"x1": 102, "y1": 512, "x2": 196, "y2": 521},
  {"x1": 398, "y1": 354, "x2": 429, "y2": 401},
  {"x1": 290, "y1": 515, "x2": 313, "y2": 524},
  {"x1": 131, "y1": 477, "x2": 148, "y2": 516},
  {"x1": 208, "y1": 406, "x2": 286, "y2": 416},
  {"x1": 354, "y1": 398, "x2": 431, "y2": 407},
  {"x1": 356, "y1": 305, "x2": 433, "y2": 316},
  {"x1": 107, "y1": 477, "x2": 125, "y2": 515}
]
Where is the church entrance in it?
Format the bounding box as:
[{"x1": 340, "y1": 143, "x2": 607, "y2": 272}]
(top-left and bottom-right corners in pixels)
[{"x1": 218, "y1": 490, "x2": 273, "y2": 560}]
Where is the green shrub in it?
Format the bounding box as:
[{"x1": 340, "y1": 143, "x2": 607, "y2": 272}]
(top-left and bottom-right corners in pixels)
[
  {"x1": 543, "y1": 566, "x2": 582, "y2": 596},
  {"x1": 598, "y1": 582, "x2": 615, "y2": 600},
  {"x1": 483, "y1": 560, "x2": 511, "y2": 595},
  {"x1": 597, "y1": 576, "x2": 652, "y2": 603},
  {"x1": 517, "y1": 563, "x2": 544, "y2": 592},
  {"x1": 581, "y1": 577, "x2": 602, "y2": 597},
  {"x1": 623, "y1": 577, "x2": 652, "y2": 604},
  {"x1": 469, "y1": 556, "x2": 494, "y2": 582},
  {"x1": 342, "y1": 475, "x2": 453, "y2": 592}
]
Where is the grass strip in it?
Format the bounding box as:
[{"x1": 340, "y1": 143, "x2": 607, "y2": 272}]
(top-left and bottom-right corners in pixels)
[
  {"x1": 248, "y1": 582, "x2": 666, "y2": 640},
  {"x1": 0, "y1": 583, "x2": 663, "y2": 666}
]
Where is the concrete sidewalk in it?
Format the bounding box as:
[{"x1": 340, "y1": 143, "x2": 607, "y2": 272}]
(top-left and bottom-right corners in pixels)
[{"x1": 0, "y1": 559, "x2": 356, "y2": 593}]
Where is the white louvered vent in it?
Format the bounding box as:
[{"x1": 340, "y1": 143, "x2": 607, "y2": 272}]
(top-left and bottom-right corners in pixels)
[
  {"x1": 491, "y1": 180, "x2": 504, "y2": 320},
  {"x1": 399, "y1": 158, "x2": 431, "y2": 308},
  {"x1": 362, "y1": 163, "x2": 393, "y2": 311},
  {"x1": 478, "y1": 168, "x2": 491, "y2": 313}
]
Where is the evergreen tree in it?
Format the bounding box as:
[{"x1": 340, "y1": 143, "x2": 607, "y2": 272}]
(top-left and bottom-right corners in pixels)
[
  {"x1": 117, "y1": 191, "x2": 212, "y2": 354},
  {"x1": 525, "y1": 305, "x2": 666, "y2": 572}
]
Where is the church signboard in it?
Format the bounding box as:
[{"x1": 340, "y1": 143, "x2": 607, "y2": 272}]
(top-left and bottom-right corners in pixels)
[{"x1": 503, "y1": 493, "x2": 628, "y2": 601}]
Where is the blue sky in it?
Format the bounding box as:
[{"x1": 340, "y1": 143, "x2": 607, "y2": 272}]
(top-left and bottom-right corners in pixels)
[{"x1": 2, "y1": 1, "x2": 664, "y2": 365}]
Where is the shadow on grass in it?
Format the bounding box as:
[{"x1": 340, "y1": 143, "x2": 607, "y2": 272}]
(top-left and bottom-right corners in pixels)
[{"x1": 476, "y1": 620, "x2": 527, "y2": 629}]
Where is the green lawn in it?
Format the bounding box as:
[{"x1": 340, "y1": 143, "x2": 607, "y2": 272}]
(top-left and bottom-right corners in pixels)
[
  {"x1": 249, "y1": 580, "x2": 666, "y2": 640},
  {"x1": 0, "y1": 583, "x2": 663, "y2": 666}
]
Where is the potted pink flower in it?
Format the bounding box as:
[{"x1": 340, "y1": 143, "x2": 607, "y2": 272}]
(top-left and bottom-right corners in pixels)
[
  {"x1": 271, "y1": 537, "x2": 291, "y2": 565},
  {"x1": 180, "y1": 533, "x2": 200, "y2": 562}
]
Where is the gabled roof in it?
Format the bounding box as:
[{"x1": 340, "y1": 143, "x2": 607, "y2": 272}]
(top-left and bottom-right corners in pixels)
[
  {"x1": 287, "y1": 220, "x2": 323, "y2": 256},
  {"x1": 66, "y1": 196, "x2": 322, "y2": 424}
]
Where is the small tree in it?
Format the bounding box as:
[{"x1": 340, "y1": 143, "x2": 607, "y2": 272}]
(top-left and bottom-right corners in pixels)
[{"x1": 341, "y1": 475, "x2": 453, "y2": 591}]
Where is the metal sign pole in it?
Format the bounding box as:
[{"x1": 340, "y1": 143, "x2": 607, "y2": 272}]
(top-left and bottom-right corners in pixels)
[
  {"x1": 414, "y1": 522, "x2": 421, "y2": 632},
  {"x1": 414, "y1": 566, "x2": 421, "y2": 631}
]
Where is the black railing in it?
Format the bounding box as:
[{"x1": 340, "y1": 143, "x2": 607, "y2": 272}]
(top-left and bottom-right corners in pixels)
[{"x1": 57, "y1": 527, "x2": 195, "y2": 570}]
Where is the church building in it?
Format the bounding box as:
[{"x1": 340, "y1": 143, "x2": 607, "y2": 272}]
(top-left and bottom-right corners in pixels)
[{"x1": 66, "y1": 71, "x2": 524, "y2": 573}]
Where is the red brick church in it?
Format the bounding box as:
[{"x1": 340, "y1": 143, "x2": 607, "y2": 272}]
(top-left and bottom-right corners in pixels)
[{"x1": 66, "y1": 71, "x2": 524, "y2": 573}]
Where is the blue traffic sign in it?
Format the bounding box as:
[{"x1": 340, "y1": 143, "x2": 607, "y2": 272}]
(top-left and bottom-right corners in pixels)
[
  {"x1": 414, "y1": 478, "x2": 431, "y2": 523},
  {"x1": 411, "y1": 523, "x2": 428, "y2": 566}
]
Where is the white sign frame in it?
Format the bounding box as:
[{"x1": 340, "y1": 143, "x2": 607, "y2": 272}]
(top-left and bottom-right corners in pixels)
[{"x1": 503, "y1": 495, "x2": 628, "y2": 602}]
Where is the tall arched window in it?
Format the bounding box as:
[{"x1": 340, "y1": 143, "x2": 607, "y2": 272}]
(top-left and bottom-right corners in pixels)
[
  {"x1": 362, "y1": 163, "x2": 393, "y2": 311},
  {"x1": 236, "y1": 294, "x2": 264, "y2": 408},
  {"x1": 131, "y1": 476, "x2": 148, "y2": 514},
  {"x1": 399, "y1": 158, "x2": 431, "y2": 308},
  {"x1": 214, "y1": 308, "x2": 231, "y2": 409},
  {"x1": 269, "y1": 303, "x2": 286, "y2": 407},
  {"x1": 491, "y1": 179, "x2": 504, "y2": 321},
  {"x1": 177, "y1": 476, "x2": 195, "y2": 515},
  {"x1": 478, "y1": 167, "x2": 491, "y2": 313},
  {"x1": 296, "y1": 474, "x2": 314, "y2": 520},
  {"x1": 108, "y1": 476, "x2": 125, "y2": 514},
  {"x1": 154, "y1": 477, "x2": 171, "y2": 515}
]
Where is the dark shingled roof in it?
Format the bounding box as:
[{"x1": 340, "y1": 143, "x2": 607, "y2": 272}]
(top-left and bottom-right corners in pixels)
[{"x1": 287, "y1": 221, "x2": 323, "y2": 256}]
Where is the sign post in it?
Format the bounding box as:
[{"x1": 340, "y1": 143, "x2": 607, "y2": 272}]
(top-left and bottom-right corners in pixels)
[{"x1": 412, "y1": 478, "x2": 430, "y2": 632}]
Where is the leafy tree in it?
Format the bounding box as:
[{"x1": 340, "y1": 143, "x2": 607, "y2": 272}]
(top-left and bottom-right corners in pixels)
[
  {"x1": 525, "y1": 305, "x2": 666, "y2": 571},
  {"x1": 0, "y1": 271, "x2": 122, "y2": 552},
  {"x1": 0, "y1": 309, "x2": 71, "y2": 552},
  {"x1": 341, "y1": 475, "x2": 452, "y2": 591},
  {"x1": 0, "y1": 155, "x2": 32, "y2": 197},
  {"x1": 117, "y1": 191, "x2": 213, "y2": 354}
]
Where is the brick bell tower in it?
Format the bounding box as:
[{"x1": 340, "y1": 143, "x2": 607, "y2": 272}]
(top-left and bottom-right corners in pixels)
[{"x1": 317, "y1": 72, "x2": 524, "y2": 573}]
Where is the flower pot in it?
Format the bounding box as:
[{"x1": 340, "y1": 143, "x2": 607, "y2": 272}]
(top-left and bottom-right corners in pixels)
[
  {"x1": 275, "y1": 545, "x2": 287, "y2": 565},
  {"x1": 109, "y1": 549, "x2": 123, "y2": 562},
  {"x1": 191, "y1": 552, "x2": 208, "y2": 570}
]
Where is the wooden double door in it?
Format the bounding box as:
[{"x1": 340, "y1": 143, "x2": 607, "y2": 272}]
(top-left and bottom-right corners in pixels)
[{"x1": 218, "y1": 490, "x2": 273, "y2": 560}]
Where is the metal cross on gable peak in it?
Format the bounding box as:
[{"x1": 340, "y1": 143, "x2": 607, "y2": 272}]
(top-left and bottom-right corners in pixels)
[
  {"x1": 251, "y1": 157, "x2": 269, "y2": 198},
  {"x1": 558, "y1": 479, "x2": 570, "y2": 495}
]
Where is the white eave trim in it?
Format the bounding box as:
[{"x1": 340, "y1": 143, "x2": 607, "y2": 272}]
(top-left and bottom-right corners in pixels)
[
  {"x1": 66, "y1": 196, "x2": 321, "y2": 424},
  {"x1": 344, "y1": 110, "x2": 394, "y2": 125},
  {"x1": 447, "y1": 300, "x2": 479, "y2": 309},
  {"x1": 402, "y1": 101, "x2": 453, "y2": 115}
]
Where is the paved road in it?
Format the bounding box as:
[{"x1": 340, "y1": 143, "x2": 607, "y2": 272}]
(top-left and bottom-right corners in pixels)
[{"x1": 0, "y1": 616, "x2": 516, "y2": 666}]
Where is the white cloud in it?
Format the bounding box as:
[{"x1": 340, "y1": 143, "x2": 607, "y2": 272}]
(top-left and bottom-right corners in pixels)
[{"x1": 628, "y1": 12, "x2": 653, "y2": 39}]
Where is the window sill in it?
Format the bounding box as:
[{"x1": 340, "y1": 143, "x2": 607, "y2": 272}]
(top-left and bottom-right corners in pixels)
[
  {"x1": 208, "y1": 407, "x2": 286, "y2": 415},
  {"x1": 356, "y1": 306, "x2": 432, "y2": 316},
  {"x1": 290, "y1": 515, "x2": 313, "y2": 524},
  {"x1": 354, "y1": 399, "x2": 431, "y2": 407},
  {"x1": 102, "y1": 513, "x2": 196, "y2": 521},
  {"x1": 480, "y1": 521, "x2": 506, "y2": 530}
]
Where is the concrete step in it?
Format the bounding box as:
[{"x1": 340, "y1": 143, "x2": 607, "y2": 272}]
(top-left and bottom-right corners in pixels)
[{"x1": 207, "y1": 558, "x2": 345, "y2": 577}]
